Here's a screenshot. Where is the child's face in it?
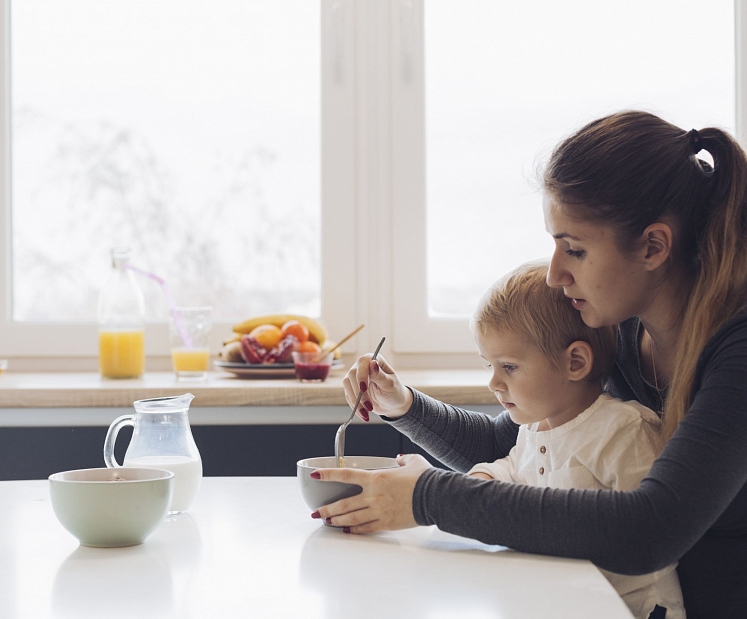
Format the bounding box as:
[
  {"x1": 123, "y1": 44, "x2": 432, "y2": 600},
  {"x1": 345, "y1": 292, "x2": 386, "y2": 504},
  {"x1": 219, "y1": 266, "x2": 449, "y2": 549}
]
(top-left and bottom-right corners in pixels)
[{"x1": 474, "y1": 327, "x2": 576, "y2": 427}]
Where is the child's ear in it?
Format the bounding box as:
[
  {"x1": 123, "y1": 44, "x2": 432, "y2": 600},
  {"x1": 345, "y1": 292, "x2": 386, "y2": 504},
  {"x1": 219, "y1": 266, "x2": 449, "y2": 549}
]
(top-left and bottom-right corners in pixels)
[{"x1": 564, "y1": 340, "x2": 593, "y2": 381}]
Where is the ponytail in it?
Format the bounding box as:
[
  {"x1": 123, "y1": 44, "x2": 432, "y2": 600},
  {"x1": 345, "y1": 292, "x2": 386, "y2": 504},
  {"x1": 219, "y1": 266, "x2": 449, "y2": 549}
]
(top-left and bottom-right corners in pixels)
[{"x1": 663, "y1": 128, "x2": 747, "y2": 441}]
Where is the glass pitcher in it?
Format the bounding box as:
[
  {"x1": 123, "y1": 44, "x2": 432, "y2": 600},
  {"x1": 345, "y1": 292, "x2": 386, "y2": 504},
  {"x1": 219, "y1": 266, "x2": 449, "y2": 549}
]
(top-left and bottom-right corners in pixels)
[{"x1": 104, "y1": 393, "x2": 202, "y2": 513}]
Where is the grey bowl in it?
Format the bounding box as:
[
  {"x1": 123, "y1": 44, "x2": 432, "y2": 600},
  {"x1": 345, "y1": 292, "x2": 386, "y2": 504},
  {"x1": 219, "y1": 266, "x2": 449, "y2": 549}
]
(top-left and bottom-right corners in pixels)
[{"x1": 297, "y1": 456, "x2": 399, "y2": 511}]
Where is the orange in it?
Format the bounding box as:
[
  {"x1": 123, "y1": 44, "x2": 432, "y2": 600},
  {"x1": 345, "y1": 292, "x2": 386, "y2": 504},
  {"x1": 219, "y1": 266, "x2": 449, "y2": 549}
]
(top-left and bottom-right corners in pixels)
[
  {"x1": 248, "y1": 324, "x2": 283, "y2": 349},
  {"x1": 281, "y1": 320, "x2": 309, "y2": 343},
  {"x1": 297, "y1": 340, "x2": 321, "y2": 353}
]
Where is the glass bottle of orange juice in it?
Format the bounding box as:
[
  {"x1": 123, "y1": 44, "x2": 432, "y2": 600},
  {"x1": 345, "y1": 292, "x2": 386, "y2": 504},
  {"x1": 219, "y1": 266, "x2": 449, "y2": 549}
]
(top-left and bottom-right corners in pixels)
[{"x1": 97, "y1": 247, "x2": 146, "y2": 379}]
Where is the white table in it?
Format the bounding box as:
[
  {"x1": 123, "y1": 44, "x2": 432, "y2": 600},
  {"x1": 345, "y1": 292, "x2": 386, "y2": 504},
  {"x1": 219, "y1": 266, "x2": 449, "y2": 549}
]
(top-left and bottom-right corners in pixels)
[{"x1": 0, "y1": 477, "x2": 633, "y2": 619}]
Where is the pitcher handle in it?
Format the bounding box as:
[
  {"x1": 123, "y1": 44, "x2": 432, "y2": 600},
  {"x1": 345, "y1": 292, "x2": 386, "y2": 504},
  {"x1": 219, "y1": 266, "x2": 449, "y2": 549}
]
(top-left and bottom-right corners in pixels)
[{"x1": 103, "y1": 414, "x2": 134, "y2": 468}]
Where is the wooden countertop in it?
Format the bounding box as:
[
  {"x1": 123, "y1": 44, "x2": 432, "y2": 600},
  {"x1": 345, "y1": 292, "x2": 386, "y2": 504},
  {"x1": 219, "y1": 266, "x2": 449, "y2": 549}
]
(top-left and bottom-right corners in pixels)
[{"x1": 0, "y1": 369, "x2": 496, "y2": 408}]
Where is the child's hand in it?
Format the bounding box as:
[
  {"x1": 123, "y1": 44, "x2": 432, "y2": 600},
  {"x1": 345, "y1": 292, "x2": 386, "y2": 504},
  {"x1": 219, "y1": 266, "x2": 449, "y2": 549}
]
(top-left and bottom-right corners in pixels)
[
  {"x1": 343, "y1": 354, "x2": 413, "y2": 421},
  {"x1": 469, "y1": 472, "x2": 494, "y2": 481}
]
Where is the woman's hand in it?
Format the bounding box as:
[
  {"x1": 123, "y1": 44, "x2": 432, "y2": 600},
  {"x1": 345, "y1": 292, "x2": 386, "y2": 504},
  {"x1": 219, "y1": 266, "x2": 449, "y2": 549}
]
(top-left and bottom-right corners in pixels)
[
  {"x1": 343, "y1": 354, "x2": 413, "y2": 421},
  {"x1": 310, "y1": 454, "x2": 433, "y2": 533}
]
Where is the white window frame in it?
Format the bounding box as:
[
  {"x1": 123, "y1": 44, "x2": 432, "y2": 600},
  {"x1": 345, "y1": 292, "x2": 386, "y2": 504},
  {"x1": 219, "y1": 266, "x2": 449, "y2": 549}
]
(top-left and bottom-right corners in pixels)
[
  {"x1": 0, "y1": 0, "x2": 361, "y2": 367},
  {"x1": 1, "y1": 0, "x2": 746, "y2": 368}
]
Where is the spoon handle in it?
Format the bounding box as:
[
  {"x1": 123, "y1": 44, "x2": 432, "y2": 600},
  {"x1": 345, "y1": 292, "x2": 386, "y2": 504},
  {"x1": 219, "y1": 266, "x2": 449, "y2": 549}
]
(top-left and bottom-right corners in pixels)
[
  {"x1": 323, "y1": 324, "x2": 365, "y2": 356},
  {"x1": 345, "y1": 336, "x2": 385, "y2": 423},
  {"x1": 335, "y1": 336, "x2": 386, "y2": 467}
]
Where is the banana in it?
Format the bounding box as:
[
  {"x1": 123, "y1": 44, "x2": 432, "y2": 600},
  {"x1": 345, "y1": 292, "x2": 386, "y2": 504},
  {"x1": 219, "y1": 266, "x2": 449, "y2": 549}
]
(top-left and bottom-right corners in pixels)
[
  {"x1": 220, "y1": 340, "x2": 244, "y2": 363},
  {"x1": 232, "y1": 314, "x2": 328, "y2": 346},
  {"x1": 223, "y1": 333, "x2": 241, "y2": 346}
]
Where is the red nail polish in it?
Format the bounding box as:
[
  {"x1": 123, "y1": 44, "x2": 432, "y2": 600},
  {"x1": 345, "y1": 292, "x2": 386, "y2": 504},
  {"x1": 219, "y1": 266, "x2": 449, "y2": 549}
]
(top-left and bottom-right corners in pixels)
[
  {"x1": 310, "y1": 471, "x2": 321, "y2": 479},
  {"x1": 364, "y1": 400, "x2": 373, "y2": 411},
  {"x1": 310, "y1": 510, "x2": 321, "y2": 519},
  {"x1": 359, "y1": 408, "x2": 367, "y2": 417},
  {"x1": 343, "y1": 527, "x2": 351, "y2": 534},
  {"x1": 372, "y1": 361, "x2": 380, "y2": 374},
  {"x1": 325, "y1": 517, "x2": 332, "y2": 525},
  {"x1": 361, "y1": 411, "x2": 370, "y2": 422},
  {"x1": 359, "y1": 381, "x2": 367, "y2": 393}
]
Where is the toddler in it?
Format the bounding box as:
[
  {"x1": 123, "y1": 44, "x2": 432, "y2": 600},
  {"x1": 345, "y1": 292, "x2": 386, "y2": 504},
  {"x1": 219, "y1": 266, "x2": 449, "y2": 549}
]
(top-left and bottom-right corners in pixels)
[{"x1": 468, "y1": 261, "x2": 684, "y2": 619}]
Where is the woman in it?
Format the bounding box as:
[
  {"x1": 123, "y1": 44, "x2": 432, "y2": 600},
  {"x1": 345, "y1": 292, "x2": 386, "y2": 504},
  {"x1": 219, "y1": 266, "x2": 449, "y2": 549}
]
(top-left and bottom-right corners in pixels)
[{"x1": 311, "y1": 111, "x2": 747, "y2": 618}]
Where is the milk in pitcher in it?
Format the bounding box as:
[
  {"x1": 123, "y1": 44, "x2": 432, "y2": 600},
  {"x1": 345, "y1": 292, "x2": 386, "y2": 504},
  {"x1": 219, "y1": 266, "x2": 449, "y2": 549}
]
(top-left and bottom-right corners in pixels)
[{"x1": 125, "y1": 455, "x2": 202, "y2": 513}]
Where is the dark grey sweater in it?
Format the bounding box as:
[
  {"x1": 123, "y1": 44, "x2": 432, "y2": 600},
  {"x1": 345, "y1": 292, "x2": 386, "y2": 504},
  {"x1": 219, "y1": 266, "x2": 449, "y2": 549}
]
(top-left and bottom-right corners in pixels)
[{"x1": 389, "y1": 314, "x2": 747, "y2": 619}]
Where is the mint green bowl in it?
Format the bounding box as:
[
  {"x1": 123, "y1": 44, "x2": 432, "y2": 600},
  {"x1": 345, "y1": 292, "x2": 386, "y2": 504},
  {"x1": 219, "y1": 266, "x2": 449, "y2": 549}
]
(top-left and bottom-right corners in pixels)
[{"x1": 49, "y1": 467, "x2": 174, "y2": 547}]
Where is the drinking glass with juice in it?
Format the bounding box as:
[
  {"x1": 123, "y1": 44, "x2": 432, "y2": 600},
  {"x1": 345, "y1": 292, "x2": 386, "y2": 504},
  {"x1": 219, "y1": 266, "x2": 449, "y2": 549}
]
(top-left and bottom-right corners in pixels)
[
  {"x1": 172, "y1": 348, "x2": 210, "y2": 373},
  {"x1": 170, "y1": 307, "x2": 211, "y2": 381}
]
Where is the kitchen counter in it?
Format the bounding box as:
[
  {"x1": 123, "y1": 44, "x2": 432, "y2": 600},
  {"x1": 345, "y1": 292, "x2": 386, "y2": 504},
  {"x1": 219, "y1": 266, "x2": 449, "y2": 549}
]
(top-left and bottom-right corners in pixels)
[
  {"x1": 0, "y1": 368, "x2": 497, "y2": 409},
  {"x1": 0, "y1": 476, "x2": 633, "y2": 619}
]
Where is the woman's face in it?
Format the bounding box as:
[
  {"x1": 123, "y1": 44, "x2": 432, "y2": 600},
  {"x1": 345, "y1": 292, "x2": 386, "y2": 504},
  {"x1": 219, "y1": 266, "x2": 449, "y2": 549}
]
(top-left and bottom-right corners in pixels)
[{"x1": 543, "y1": 194, "x2": 651, "y2": 328}]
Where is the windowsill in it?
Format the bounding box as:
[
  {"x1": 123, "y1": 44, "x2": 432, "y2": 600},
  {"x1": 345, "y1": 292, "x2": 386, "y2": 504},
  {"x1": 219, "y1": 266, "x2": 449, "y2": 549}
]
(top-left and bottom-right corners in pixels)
[{"x1": 0, "y1": 368, "x2": 497, "y2": 409}]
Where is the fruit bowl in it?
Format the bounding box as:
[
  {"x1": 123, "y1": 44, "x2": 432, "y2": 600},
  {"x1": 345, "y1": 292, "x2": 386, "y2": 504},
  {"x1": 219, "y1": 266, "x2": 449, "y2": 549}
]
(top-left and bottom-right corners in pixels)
[{"x1": 219, "y1": 314, "x2": 339, "y2": 366}]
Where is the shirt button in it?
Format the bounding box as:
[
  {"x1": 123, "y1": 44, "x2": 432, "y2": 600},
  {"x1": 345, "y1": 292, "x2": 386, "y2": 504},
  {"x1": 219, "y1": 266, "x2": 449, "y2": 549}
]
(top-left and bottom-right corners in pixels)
[
  {"x1": 539, "y1": 467, "x2": 545, "y2": 475},
  {"x1": 540, "y1": 446, "x2": 546, "y2": 454}
]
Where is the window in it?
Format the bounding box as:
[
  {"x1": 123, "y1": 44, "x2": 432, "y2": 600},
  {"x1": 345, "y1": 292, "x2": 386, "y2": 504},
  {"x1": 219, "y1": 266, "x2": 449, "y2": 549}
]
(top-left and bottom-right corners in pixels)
[
  {"x1": 11, "y1": 0, "x2": 321, "y2": 324},
  {"x1": 1, "y1": 0, "x2": 349, "y2": 360},
  {"x1": 393, "y1": 0, "x2": 739, "y2": 353},
  {"x1": 0, "y1": 0, "x2": 744, "y2": 364}
]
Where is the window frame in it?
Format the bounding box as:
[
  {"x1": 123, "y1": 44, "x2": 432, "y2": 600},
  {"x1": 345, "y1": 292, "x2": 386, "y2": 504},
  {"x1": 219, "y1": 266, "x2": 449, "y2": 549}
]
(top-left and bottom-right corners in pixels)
[{"x1": 0, "y1": 0, "x2": 361, "y2": 365}]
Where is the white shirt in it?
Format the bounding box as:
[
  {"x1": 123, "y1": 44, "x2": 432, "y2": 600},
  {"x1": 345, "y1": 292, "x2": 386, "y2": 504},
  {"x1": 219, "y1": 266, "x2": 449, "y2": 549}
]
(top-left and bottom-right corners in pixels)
[{"x1": 468, "y1": 394, "x2": 685, "y2": 619}]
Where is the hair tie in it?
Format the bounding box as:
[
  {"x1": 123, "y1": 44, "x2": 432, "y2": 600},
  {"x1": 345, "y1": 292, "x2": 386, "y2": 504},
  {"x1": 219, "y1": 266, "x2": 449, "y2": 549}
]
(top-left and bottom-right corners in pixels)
[{"x1": 689, "y1": 129, "x2": 702, "y2": 154}]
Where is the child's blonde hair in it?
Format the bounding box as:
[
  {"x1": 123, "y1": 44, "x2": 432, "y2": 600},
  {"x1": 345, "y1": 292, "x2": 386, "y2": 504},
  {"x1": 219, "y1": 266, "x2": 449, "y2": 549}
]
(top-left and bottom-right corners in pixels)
[{"x1": 471, "y1": 261, "x2": 617, "y2": 381}]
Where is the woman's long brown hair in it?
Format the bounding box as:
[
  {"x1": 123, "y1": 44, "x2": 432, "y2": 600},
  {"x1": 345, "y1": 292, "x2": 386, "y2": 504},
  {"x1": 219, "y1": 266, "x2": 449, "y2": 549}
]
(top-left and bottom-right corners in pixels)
[{"x1": 543, "y1": 111, "x2": 747, "y2": 441}]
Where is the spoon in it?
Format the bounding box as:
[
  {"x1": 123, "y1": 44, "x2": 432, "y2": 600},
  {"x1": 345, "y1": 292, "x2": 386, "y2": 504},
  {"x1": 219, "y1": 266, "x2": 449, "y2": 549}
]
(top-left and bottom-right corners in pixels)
[
  {"x1": 334, "y1": 336, "x2": 385, "y2": 468},
  {"x1": 319, "y1": 324, "x2": 365, "y2": 360}
]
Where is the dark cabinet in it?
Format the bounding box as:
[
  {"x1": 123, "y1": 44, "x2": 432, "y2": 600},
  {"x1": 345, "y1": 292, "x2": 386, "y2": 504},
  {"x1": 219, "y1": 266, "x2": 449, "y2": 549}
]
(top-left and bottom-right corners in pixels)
[{"x1": 0, "y1": 422, "x2": 448, "y2": 481}]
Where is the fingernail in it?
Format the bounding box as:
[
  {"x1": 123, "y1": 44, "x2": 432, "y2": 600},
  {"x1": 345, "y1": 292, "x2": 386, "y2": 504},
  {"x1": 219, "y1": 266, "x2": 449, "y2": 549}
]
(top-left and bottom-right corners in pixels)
[
  {"x1": 359, "y1": 407, "x2": 367, "y2": 417},
  {"x1": 310, "y1": 510, "x2": 321, "y2": 519},
  {"x1": 310, "y1": 471, "x2": 321, "y2": 479},
  {"x1": 359, "y1": 381, "x2": 367, "y2": 393},
  {"x1": 372, "y1": 361, "x2": 380, "y2": 374},
  {"x1": 364, "y1": 400, "x2": 373, "y2": 411},
  {"x1": 361, "y1": 411, "x2": 370, "y2": 422},
  {"x1": 325, "y1": 517, "x2": 332, "y2": 525},
  {"x1": 397, "y1": 453, "x2": 404, "y2": 457},
  {"x1": 343, "y1": 527, "x2": 351, "y2": 534}
]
